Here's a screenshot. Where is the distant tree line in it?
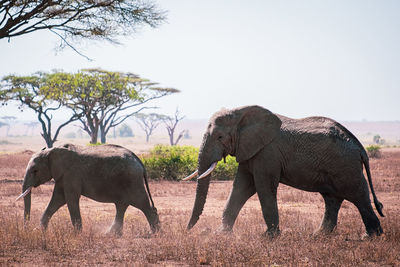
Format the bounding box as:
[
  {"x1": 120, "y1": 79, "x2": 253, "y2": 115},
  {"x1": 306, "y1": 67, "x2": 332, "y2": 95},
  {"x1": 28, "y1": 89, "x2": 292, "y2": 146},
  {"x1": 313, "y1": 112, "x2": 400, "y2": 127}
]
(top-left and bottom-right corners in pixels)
[{"x1": 0, "y1": 69, "x2": 183, "y2": 147}]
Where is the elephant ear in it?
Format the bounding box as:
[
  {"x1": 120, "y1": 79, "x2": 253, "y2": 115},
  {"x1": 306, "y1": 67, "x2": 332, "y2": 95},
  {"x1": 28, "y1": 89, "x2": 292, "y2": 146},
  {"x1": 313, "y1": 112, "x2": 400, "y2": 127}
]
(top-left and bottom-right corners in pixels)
[
  {"x1": 47, "y1": 146, "x2": 71, "y2": 181},
  {"x1": 235, "y1": 106, "x2": 282, "y2": 163}
]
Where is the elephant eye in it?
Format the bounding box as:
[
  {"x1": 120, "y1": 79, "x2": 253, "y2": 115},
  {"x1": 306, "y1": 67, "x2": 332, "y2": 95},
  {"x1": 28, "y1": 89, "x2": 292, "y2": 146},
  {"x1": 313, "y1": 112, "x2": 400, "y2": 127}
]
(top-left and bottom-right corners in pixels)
[{"x1": 218, "y1": 135, "x2": 223, "y2": 140}]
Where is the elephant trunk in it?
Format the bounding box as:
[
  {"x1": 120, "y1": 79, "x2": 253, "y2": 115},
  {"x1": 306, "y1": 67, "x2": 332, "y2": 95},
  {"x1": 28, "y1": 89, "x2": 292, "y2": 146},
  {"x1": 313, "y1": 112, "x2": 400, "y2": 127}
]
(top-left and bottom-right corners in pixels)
[
  {"x1": 187, "y1": 141, "x2": 215, "y2": 230},
  {"x1": 187, "y1": 173, "x2": 211, "y2": 230},
  {"x1": 22, "y1": 180, "x2": 32, "y2": 222}
]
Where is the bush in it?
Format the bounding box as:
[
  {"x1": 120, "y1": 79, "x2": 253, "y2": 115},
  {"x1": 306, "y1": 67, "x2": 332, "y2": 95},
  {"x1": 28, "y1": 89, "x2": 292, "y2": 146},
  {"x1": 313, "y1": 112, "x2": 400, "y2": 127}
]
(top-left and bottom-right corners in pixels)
[
  {"x1": 141, "y1": 145, "x2": 238, "y2": 181},
  {"x1": 87, "y1": 142, "x2": 103, "y2": 146},
  {"x1": 366, "y1": 144, "x2": 381, "y2": 158}
]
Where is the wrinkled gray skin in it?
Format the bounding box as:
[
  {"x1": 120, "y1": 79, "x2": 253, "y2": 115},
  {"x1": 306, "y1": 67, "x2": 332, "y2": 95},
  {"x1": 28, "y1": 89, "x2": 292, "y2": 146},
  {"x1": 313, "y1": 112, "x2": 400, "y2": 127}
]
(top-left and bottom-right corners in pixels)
[
  {"x1": 22, "y1": 143, "x2": 159, "y2": 236},
  {"x1": 188, "y1": 105, "x2": 383, "y2": 237}
]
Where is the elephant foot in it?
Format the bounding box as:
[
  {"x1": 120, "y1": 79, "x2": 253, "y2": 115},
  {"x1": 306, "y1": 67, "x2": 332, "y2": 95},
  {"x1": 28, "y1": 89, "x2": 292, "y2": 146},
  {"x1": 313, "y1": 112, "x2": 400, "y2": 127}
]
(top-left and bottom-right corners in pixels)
[
  {"x1": 106, "y1": 225, "x2": 123, "y2": 237},
  {"x1": 40, "y1": 223, "x2": 48, "y2": 232},
  {"x1": 214, "y1": 225, "x2": 233, "y2": 235},
  {"x1": 361, "y1": 232, "x2": 382, "y2": 241},
  {"x1": 312, "y1": 227, "x2": 336, "y2": 238},
  {"x1": 262, "y1": 228, "x2": 280, "y2": 239},
  {"x1": 362, "y1": 226, "x2": 383, "y2": 240}
]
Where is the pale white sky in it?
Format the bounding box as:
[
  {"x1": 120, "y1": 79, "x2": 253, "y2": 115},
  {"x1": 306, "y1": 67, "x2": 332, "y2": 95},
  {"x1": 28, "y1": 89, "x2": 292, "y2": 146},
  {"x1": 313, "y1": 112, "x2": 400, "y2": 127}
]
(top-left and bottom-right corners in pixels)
[{"x1": 1, "y1": 0, "x2": 399, "y2": 121}]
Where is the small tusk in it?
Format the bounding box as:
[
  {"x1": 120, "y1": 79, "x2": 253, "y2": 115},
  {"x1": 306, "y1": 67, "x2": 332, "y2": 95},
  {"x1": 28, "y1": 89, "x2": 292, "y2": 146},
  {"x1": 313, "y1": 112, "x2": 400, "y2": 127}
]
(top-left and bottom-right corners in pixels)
[
  {"x1": 182, "y1": 170, "x2": 199, "y2": 181},
  {"x1": 197, "y1": 162, "x2": 217, "y2": 180},
  {"x1": 16, "y1": 186, "x2": 32, "y2": 201}
]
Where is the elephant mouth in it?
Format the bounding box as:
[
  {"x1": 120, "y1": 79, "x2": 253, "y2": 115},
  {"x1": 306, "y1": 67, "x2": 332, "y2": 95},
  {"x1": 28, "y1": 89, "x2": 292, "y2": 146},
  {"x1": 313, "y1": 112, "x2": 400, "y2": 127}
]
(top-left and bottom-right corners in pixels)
[{"x1": 182, "y1": 162, "x2": 218, "y2": 181}]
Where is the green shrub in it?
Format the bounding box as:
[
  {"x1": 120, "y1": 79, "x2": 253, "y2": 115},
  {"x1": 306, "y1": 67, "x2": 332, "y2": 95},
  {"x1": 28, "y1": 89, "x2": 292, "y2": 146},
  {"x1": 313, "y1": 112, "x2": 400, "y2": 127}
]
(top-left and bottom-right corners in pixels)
[
  {"x1": 141, "y1": 145, "x2": 238, "y2": 181},
  {"x1": 141, "y1": 145, "x2": 198, "y2": 181},
  {"x1": 213, "y1": 155, "x2": 238, "y2": 180},
  {"x1": 87, "y1": 142, "x2": 103, "y2": 146},
  {"x1": 366, "y1": 144, "x2": 381, "y2": 158}
]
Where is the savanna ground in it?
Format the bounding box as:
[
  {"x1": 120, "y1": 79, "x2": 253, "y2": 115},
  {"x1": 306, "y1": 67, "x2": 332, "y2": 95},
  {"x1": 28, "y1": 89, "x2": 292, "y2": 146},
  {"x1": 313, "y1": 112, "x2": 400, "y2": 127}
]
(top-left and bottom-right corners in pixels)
[{"x1": 0, "y1": 142, "x2": 399, "y2": 266}]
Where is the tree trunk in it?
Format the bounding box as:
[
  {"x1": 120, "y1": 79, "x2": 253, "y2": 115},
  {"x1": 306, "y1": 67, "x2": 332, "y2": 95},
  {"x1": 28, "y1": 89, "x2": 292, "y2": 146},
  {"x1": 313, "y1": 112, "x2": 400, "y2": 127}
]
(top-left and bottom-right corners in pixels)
[
  {"x1": 90, "y1": 133, "x2": 98, "y2": 144},
  {"x1": 100, "y1": 131, "x2": 106, "y2": 144},
  {"x1": 41, "y1": 132, "x2": 54, "y2": 148},
  {"x1": 169, "y1": 131, "x2": 174, "y2": 146},
  {"x1": 90, "y1": 127, "x2": 98, "y2": 144}
]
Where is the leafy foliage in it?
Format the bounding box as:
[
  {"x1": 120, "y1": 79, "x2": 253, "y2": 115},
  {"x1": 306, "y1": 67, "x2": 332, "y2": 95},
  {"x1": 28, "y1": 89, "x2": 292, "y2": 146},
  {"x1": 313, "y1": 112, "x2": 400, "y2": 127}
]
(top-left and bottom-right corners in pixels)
[
  {"x1": 0, "y1": 73, "x2": 80, "y2": 147},
  {"x1": 0, "y1": 69, "x2": 178, "y2": 146},
  {"x1": 141, "y1": 145, "x2": 238, "y2": 180},
  {"x1": 366, "y1": 145, "x2": 381, "y2": 158},
  {"x1": 42, "y1": 69, "x2": 179, "y2": 144},
  {"x1": 0, "y1": 0, "x2": 166, "y2": 57}
]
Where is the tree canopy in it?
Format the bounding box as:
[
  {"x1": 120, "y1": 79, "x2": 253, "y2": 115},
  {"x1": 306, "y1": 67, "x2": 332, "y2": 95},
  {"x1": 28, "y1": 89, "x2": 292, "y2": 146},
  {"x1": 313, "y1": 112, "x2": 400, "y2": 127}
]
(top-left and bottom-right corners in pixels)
[
  {"x1": 163, "y1": 108, "x2": 186, "y2": 146},
  {"x1": 135, "y1": 112, "x2": 167, "y2": 142},
  {"x1": 43, "y1": 69, "x2": 179, "y2": 144},
  {"x1": 0, "y1": 69, "x2": 178, "y2": 146},
  {"x1": 0, "y1": 73, "x2": 80, "y2": 147},
  {"x1": 0, "y1": 0, "x2": 166, "y2": 55}
]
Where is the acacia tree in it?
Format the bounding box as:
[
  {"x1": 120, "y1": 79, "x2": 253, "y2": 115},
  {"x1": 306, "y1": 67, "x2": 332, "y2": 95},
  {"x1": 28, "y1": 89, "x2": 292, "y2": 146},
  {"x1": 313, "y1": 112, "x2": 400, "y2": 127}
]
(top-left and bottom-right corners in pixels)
[
  {"x1": 0, "y1": 73, "x2": 80, "y2": 147},
  {"x1": 0, "y1": 0, "x2": 166, "y2": 58},
  {"x1": 45, "y1": 69, "x2": 179, "y2": 144},
  {"x1": 163, "y1": 108, "x2": 186, "y2": 146},
  {"x1": 135, "y1": 113, "x2": 166, "y2": 142}
]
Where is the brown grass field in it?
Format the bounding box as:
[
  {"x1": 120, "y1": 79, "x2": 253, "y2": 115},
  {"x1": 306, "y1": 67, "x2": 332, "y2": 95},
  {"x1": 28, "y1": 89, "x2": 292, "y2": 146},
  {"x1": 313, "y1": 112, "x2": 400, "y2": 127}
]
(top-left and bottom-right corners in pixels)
[{"x1": 0, "y1": 148, "x2": 399, "y2": 266}]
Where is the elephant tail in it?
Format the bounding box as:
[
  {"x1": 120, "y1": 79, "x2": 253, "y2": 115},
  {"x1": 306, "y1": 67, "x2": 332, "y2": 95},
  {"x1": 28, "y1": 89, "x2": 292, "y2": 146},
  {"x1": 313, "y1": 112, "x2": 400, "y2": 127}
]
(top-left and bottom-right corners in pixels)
[
  {"x1": 143, "y1": 169, "x2": 155, "y2": 209},
  {"x1": 362, "y1": 154, "x2": 384, "y2": 217}
]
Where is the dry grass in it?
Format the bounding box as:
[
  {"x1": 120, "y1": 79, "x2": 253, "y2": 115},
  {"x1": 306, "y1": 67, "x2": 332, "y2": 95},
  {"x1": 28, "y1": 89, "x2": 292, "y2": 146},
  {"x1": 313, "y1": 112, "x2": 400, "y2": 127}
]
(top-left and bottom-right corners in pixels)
[{"x1": 0, "y1": 149, "x2": 399, "y2": 266}]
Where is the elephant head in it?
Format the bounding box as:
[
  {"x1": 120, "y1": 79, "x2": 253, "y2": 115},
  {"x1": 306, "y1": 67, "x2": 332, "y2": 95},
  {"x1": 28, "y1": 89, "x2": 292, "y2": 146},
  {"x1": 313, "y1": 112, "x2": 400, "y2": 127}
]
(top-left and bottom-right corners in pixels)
[
  {"x1": 17, "y1": 148, "x2": 55, "y2": 221},
  {"x1": 185, "y1": 105, "x2": 282, "y2": 229}
]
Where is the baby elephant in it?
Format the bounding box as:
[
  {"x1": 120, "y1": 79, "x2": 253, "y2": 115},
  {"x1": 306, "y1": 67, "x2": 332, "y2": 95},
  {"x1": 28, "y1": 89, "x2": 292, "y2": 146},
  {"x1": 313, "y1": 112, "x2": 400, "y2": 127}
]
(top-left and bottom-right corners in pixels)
[{"x1": 17, "y1": 143, "x2": 160, "y2": 235}]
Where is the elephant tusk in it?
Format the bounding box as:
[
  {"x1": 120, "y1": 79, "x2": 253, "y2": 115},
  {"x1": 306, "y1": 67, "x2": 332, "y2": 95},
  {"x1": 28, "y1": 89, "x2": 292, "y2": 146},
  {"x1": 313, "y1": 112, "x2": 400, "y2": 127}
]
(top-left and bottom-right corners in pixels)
[
  {"x1": 16, "y1": 186, "x2": 32, "y2": 201},
  {"x1": 182, "y1": 170, "x2": 199, "y2": 181},
  {"x1": 197, "y1": 162, "x2": 217, "y2": 180}
]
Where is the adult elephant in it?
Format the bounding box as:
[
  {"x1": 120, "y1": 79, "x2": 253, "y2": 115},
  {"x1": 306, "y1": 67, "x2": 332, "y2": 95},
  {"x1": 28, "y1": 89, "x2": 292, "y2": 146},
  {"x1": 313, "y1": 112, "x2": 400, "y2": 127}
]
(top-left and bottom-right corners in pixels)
[
  {"x1": 184, "y1": 105, "x2": 383, "y2": 237},
  {"x1": 17, "y1": 143, "x2": 160, "y2": 236}
]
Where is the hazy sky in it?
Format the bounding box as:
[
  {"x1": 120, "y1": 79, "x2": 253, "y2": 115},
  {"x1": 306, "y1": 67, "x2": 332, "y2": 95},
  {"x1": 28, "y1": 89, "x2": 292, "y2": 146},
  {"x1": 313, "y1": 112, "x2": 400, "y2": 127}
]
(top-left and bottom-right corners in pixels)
[{"x1": 1, "y1": 0, "x2": 399, "y2": 121}]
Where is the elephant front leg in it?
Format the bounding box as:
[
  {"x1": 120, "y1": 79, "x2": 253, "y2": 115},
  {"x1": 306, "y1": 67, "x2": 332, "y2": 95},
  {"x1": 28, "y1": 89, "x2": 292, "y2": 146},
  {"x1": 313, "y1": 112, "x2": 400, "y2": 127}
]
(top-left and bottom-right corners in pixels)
[
  {"x1": 41, "y1": 182, "x2": 66, "y2": 230},
  {"x1": 220, "y1": 164, "x2": 256, "y2": 232},
  {"x1": 254, "y1": 173, "x2": 280, "y2": 237}
]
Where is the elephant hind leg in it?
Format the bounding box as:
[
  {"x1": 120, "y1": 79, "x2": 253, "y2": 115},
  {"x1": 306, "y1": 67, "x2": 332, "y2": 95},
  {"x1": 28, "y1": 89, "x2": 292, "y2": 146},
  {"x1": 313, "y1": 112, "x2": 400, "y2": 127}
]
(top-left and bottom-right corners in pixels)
[
  {"x1": 348, "y1": 177, "x2": 383, "y2": 237},
  {"x1": 353, "y1": 198, "x2": 383, "y2": 237},
  {"x1": 315, "y1": 193, "x2": 343, "y2": 235},
  {"x1": 108, "y1": 203, "x2": 129, "y2": 236}
]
